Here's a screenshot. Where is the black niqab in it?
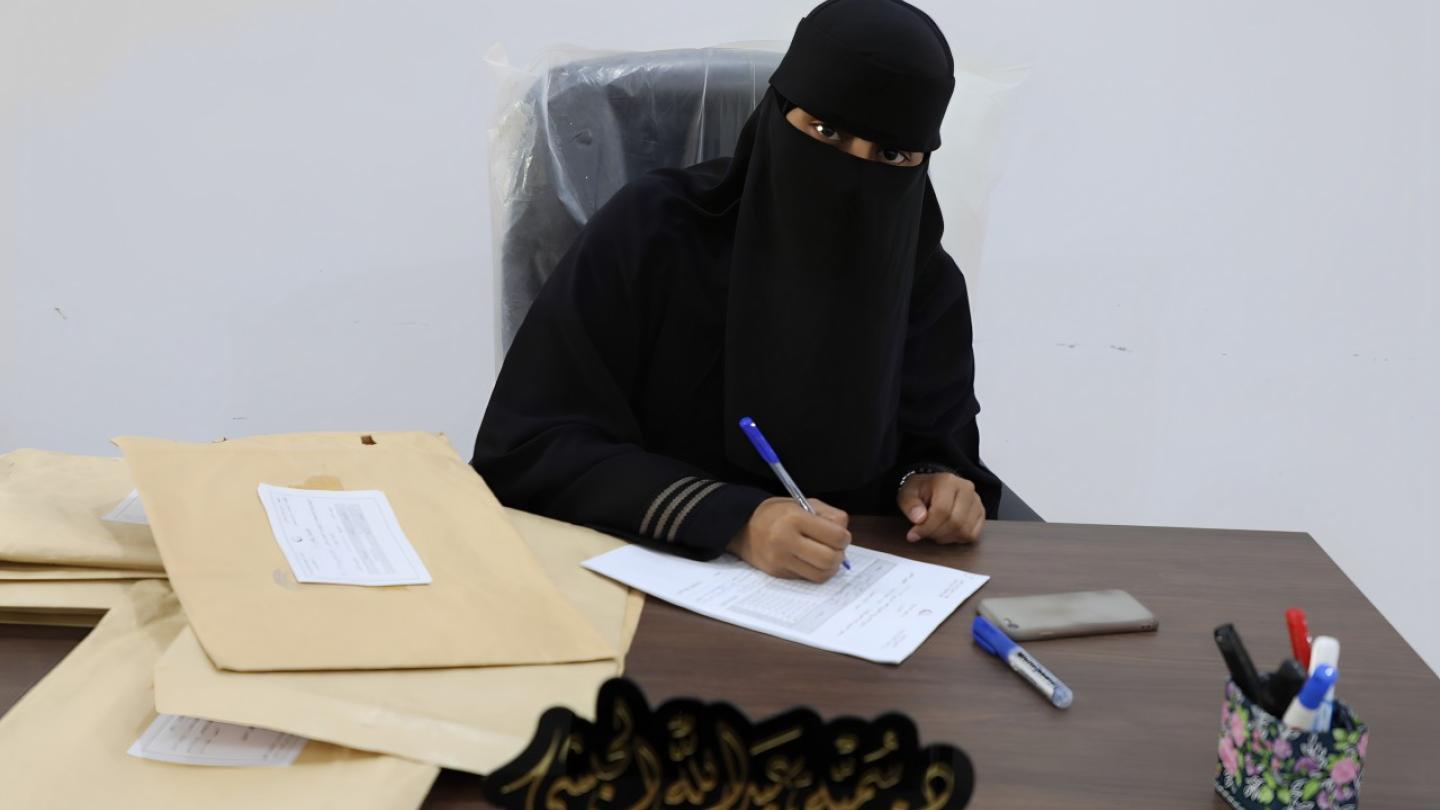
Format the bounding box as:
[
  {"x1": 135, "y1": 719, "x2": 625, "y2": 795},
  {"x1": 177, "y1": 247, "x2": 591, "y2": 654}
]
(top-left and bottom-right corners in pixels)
[{"x1": 722, "y1": 0, "x2": 957, "y2": 492}]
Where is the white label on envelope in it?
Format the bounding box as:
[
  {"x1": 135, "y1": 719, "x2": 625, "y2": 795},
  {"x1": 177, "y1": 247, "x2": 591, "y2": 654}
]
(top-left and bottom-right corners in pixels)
[
  {"x1": 128, "y1": 714, "x2": 307, "y2": 767},
  {"x1": 256, "y1": 484, "x2": 432, "y2": 586},
  {"x1": 102, "y1": 489, "x2": 151, "y2": 525}
]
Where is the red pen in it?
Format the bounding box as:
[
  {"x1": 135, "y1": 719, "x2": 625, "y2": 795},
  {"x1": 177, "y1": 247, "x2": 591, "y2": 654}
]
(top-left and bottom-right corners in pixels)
[{"x1": 1286, "y1": 607, "x2": 1311, "y2": 669}]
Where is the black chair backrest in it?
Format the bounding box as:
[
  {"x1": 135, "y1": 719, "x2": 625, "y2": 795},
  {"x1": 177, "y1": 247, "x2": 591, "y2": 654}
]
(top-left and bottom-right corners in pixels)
[{"x1": 497, "y1": 48, "x2": 781, "y2": 350}]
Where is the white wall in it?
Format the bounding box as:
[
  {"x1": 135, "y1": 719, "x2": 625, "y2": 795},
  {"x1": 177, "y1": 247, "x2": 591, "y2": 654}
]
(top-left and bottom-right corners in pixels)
[
  {"x1": 3, "y1": 1, "x2": 1435, "y2": 672},
  {"x1": 961, "y1": 2, "x2": 1439, "y2": 678}
]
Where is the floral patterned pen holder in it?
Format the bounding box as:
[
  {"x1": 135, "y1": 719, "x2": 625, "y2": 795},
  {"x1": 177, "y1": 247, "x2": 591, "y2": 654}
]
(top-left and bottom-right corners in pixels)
[{"x1": 1216, "y1": 680, "x2": 1368, "y2": 810}]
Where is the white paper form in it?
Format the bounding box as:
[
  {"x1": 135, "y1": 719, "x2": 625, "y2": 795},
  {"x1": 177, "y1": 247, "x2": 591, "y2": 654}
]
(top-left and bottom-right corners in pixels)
[
  {"x1": 102, "y1": 490, "x2": 150, "y2": 525},
  {"x1": 256, "y1": 484, "x2": 432, "y2": 586},
  {"x1": 128, "y1": 714, "x2": 307, "y2": 767},
  {"x1": 583, "y1": 545, "x2": 988, "y2": 664}
]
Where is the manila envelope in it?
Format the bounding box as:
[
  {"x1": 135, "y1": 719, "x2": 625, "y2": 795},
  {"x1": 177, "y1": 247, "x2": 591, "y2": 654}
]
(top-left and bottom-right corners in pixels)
[
  {"x1": 115, "y1": 433, "x2": 615, "y2": 671},
  {"x1": 0, "y1": 562, "x2": 161, "y2": 580},
  {"x1": 0, "y1": 579, "x2": 137, "y2": 626},
  {"x1": 0, "y1": 449, "x2": 163, "y2": 570},
  {"x1": 0, "y1": 581, "x2": 439, "y2": 809},
  {"x1": 0, "y1": 436, "x2": 434, "y2": 577},
  {"x1": 154, "y1": 509, "x2": 646, "y2": 774},
  {"x1": 217, "y1": 430, "x2": 456, "y2": 450}
]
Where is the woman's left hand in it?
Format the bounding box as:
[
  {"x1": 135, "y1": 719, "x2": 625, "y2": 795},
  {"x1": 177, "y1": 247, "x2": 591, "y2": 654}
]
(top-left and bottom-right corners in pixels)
[{"x1": 897, "y1": 472, "x2": 985, "y2": 544}]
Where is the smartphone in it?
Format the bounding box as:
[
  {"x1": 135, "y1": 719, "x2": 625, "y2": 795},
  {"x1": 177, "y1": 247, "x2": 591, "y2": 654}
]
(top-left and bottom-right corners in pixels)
[{"x1": 977, "y1": 590, "x2": 1157, "y2": 641}]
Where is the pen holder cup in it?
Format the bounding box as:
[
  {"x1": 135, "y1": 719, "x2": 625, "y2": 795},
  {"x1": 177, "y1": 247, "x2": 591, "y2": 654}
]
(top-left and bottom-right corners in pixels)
[{"x1": 1215, "y1": 680, "x2": 1368, "y2": 810}]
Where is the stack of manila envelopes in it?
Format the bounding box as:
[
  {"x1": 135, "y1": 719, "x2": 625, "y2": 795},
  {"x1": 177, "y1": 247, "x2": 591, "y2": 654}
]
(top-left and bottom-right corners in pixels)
[
  {"x1": 0, "y1": 581, "x2": 440, "y2": 809},
  {"x1": 0, "y1": 449, "x2": 166, "y2": 625},
  {"x1": 0, "y1": 580, "x2": 138, "y2": 627},
  {"x1": 1, "y1": 432, "x2": 646, "y2": 780},
  {"x1": 154, "y1": 508, "x2": 644, "y2": 774},
  {"x1": 116, "y1": 432, "x2": 616, "y2": 670}
]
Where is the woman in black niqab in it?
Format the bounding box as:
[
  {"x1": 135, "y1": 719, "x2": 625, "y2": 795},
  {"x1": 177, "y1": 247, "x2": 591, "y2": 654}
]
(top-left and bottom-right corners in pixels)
[{"x1": 472, "y1": 0, "x2": 1001, "y2": 581}]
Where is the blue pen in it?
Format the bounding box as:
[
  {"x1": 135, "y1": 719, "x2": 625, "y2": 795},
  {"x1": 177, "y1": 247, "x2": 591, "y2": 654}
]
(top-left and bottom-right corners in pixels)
[
  {"x1": 973, "y1": 615, "x2": 1074, "y2": 709},
  {"x1": 737, "y1": 417, "x2": 850, "y2": 570}
]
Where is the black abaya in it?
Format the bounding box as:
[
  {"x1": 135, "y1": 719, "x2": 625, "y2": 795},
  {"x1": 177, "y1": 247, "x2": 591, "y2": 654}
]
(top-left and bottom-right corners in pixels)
[{"x1": 472, "y1": 0, "x2": 1001, "y2": 558}]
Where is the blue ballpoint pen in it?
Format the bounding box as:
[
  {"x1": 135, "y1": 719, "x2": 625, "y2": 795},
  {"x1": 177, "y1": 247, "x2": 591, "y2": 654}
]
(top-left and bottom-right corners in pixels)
[
  {"x1": 973, "y1": 615, "x2": 1074, "y2": 708},
  {"x1": 737, "y1": 417, "x2": 850, "y2": 570}
]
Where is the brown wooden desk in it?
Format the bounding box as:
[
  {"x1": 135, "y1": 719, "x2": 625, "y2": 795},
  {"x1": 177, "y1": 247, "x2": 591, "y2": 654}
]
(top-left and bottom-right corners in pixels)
[{"x1": 3, "y1": 519, "x2": 1437, "y2": 807}]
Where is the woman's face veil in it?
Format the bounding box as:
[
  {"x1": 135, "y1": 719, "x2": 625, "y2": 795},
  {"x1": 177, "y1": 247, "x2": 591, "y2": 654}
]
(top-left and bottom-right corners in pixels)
[{"x1": 721, "y1": 0, "x2": 958, "y2": 491}]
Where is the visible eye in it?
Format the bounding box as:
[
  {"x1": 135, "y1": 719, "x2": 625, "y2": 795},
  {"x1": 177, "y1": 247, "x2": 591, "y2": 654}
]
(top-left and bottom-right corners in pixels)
[
  {"x1": 812, "y1": 122, "x2": 842, "y2": 141},
  {"x1": 879, "y1": 148, "x2": 914, "y2": 166}
]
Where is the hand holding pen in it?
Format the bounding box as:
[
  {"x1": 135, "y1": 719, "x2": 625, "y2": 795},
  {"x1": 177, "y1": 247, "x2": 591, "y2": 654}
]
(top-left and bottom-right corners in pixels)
[{"x1": 726, "y1": 418, "x2": 853, "y2": 582}]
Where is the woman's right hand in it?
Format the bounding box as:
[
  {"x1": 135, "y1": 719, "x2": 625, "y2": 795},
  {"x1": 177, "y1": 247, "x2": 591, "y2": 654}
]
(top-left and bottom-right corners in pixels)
[{"x1": 727, "y1": 497, "x2": 851, "y2": 582}]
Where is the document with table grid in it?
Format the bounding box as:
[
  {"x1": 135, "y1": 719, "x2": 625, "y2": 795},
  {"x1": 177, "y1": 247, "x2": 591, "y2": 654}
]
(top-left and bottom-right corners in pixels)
[{"x1": 583, "y1": 544, "x2": 988, "y2": 663}]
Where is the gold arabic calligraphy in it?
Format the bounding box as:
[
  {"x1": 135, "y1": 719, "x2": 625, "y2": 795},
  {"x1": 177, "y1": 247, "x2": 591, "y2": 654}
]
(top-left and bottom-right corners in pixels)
[{"x1": 497, "y1": 695, "x2": 956, "y2": 810}]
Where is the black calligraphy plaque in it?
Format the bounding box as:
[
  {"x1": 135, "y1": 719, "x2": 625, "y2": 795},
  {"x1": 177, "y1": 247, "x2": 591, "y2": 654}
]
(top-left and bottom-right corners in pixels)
[{"x1": 483, "y1": 678, "x2": 974, "y2": 810}]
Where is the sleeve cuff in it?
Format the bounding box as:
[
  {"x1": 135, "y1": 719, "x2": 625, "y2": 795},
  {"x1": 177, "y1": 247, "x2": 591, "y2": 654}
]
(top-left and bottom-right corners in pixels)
[
  {"x1": 656, "y1": 481, "x2": 771, "y2": 560},
  {"x1": 895, "y1": 461, "x2": 957, "y2": 492},
  {"x1": 896, "y1": 461, "x2": 1001, "y2": 519}
]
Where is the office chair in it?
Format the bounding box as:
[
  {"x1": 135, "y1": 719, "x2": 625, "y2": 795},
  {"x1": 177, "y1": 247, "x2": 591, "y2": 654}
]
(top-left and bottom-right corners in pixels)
[{"x1": 493, "y1": 48, "x2": 1041, "y2": 522}]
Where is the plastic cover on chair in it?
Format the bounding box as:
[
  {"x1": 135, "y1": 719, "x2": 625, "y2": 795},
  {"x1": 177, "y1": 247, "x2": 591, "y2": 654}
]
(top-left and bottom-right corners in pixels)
[{"x1": 489, "y1": 47, "x2": 783, "y2": 354}]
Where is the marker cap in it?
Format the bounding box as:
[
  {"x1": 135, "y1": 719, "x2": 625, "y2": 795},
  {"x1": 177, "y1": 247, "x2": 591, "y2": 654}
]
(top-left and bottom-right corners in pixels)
[
  {"x1": 1285, "y1": 608, "x2": 1312, "y2": 668},
  {"x1": 1309, "y1": 636, "x2": 1340, "y2": 673},
  {"x1": 972, "y1": 615, "x2": 1018, "y2": 658},
  {"x1": 1296, "y1": 664, "x2": 1338, "y2": 710}
]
